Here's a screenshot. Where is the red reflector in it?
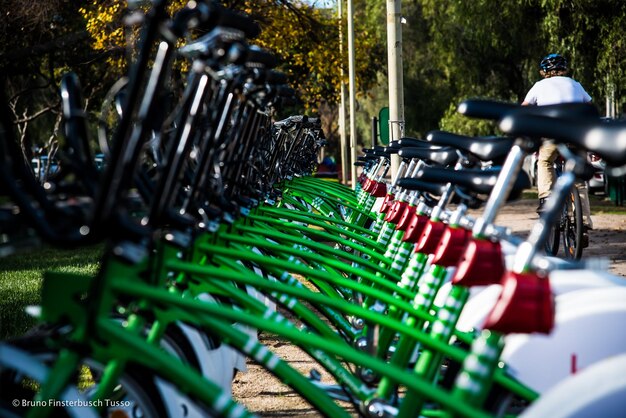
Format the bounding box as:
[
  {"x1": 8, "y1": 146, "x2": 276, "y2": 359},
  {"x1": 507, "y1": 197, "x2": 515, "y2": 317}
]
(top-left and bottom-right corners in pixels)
[
  {"x1": 452, "y1": 239, "x2": 505, "y2": 287},
  {"x1": 402, "y1": 214, "x2": 429, "y2": 243},
  {"x1": 482, "y1": 270, "x2": 554, "y2": 335},
  {"x1": 415, "y1": 220, "x2": 447, "y2": 255},
  {"x1": 432, "y1": 227, "x2": 472, "y2": 267}
]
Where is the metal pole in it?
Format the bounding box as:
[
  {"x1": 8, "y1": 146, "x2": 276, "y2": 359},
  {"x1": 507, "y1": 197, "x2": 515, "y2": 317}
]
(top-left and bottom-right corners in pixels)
[
  {"x1": 338, "y1": 0, "x2": 349, "y2": 185},
  {"x1": 347, "y1": 0, "x2": 358, "y2": 189},
  {"x1": 606, "y1": 75, "x2": 616, "y2": 119},
  {"x1": 372, "y1": 116, "x2": 378, "y2": 147},
  {"x1": 386, "y1": 0, "x2": 404, "y2": 178}
]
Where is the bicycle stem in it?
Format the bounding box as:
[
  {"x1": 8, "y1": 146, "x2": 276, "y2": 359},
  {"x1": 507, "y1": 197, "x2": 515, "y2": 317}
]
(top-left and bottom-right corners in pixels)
[{"x1": 514, "y1": 170, "x2": 576, "y2": 273}]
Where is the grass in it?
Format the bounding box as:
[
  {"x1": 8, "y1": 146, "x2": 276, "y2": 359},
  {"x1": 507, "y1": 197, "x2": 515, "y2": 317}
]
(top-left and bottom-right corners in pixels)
[
  {"x1": 521, "y1": 190, "x2": 538, "y2": 200},
  {"x1": 0, "y1": 244, "x2": 103, "y2": 340},
  {"x1": 589, "y1": 194, "x2": 626, "y2": 215}
]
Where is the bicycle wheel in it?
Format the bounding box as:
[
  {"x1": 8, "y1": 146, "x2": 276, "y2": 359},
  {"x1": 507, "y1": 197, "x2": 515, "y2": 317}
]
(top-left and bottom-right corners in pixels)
[
  {"x1": 562, "y1": 187, "x2": 584, "y2": 260},
  {"x1": 0, "y1": 341, "x2": 165, "y2": 418},
  {"x1": 0, "y1": 326, "x2": 220, "y2": 418}
]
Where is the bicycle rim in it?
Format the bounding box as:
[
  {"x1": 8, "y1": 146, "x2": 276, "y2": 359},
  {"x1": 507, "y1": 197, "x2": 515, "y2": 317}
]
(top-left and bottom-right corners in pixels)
[{"x1": 562, "y1": 188, "x2": 584, "y2": 260}]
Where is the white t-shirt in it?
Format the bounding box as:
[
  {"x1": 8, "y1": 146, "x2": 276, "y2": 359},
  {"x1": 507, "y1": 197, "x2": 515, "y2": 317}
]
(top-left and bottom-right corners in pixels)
[{"x1": 523, "y1": 76, "x2": 592, "y2": 105}]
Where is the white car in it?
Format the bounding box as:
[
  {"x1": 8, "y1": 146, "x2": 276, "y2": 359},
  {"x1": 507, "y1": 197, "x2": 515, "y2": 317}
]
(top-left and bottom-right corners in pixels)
[{"x1": 587, "y1": 152, "x2": 606, "y2": 194}]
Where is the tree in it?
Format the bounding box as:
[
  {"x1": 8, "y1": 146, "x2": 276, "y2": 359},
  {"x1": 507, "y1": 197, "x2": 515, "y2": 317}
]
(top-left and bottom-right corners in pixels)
[
  {"x1": 0, "y1": 0, "x2": 386, "y2": 165},
  {"x1": 78, "y1": 0, "x2": 383, "y2": 109},
  {"x1": 357, "y1": 0, "x2": 626, "y2": 139},
  {"x1": 400, "y1": 0, "x2": 546, "y2": 136},
  {"x1": 0, "y1": 0, "x2": 98, "y2": 160},
  {"x1": 539, "y1": 0, "x2": 626, "y2": 115},
  {"x1": 77, "y1": 0, "x2": 385, "y2": 162}
]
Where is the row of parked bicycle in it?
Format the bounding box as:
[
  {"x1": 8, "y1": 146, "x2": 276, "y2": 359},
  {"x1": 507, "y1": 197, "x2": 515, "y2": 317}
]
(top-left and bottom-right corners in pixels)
[{"x1": 1, "y1": 1, "x2": 626, "y2": 417}]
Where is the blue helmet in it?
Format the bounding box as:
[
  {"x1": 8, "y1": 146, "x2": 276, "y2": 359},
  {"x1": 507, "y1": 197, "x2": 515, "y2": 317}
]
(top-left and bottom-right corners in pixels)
[{"x1": 540, "y1": 53, "x2": 568, "y2": 72}]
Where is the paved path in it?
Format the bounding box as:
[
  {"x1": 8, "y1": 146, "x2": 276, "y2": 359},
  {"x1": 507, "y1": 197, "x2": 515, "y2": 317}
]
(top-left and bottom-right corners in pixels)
[{"x1": 495, "y1": 199, "x2": 626, "y2": 277}]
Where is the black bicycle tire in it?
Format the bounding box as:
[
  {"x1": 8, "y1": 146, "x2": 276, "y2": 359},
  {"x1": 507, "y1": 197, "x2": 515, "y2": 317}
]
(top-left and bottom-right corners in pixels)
[
  {"x1": 0, "y1": 335, "x2": 166, "y2": 418},
  {"x1": 563, "y1": 187, "x2": 584, "y2": 260},
  {"x1": 2, "y1": 324, "x2": 225, "y2": 418}
]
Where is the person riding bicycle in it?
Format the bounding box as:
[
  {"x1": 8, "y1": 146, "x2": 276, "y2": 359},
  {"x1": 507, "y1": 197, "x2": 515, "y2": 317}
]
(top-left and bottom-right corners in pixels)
[{"x1": 522, "y1": 53, "x2": 593, "y2": 245}]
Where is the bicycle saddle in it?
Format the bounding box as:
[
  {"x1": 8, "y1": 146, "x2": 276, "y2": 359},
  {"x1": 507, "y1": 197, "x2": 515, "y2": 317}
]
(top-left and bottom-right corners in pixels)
[
  {"x1": 245, "y1": 45, "x2": 279, "y2": 69},
  {"x1": 274, "y1": 115, "x2": 308, "y2": 129},
  {"x1": 384, "y1": 145, "x2": 400, "y2": 154},
  {"x1": 362, "y1": 146, "x2": 389, "y2": 158},
  {"x1": 397, "y1": 137, "x2": 434, "y2": 148},
  {"x1": 398, "y1": 146, "x2": 458, "y2": 166},
  {"x1": 458, "y1": 99, "x2": 600, "y2": 121},
  {"x1": 395, "y1": 178, "x2": 447, "y2": 196},
  {"x1": 426, "y1": 131, "x2": 514, "y2": 164},
  {"x1": 413, "y1": 166, "x2": 530, "y2": 201},
  {"x1": 499, "y1": 114, "x2": 626, "y2": 166},
  {"x1": 387, "y1": 138, "x2": 440, "y2": 153},
  {"x1": 266, "y1": 70, "x2": 288, "y2": 84}
]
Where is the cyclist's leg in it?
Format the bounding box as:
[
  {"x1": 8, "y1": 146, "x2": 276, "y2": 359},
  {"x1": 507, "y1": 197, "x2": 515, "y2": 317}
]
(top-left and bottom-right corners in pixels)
[{"x1": 536, "y1": 141, "x2": 558, "y2": 211}]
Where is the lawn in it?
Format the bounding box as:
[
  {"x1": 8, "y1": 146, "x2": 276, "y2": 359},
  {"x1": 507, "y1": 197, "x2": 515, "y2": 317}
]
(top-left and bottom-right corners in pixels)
[{"x1": 0, "y1": 245, "x2": 103, "y2": 340}]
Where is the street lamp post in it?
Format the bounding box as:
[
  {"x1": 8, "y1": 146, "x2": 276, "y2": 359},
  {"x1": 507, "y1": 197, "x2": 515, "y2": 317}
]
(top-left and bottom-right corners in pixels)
[
  {"x1": 347, "y1": 0, "x2": 358, "y2": 188},
  {"x1": 338, "y1": 0, "x2": 349, "y2": 185},
  {"x1": 386, "y1": 0, "x2": 404, "y2": 178}
]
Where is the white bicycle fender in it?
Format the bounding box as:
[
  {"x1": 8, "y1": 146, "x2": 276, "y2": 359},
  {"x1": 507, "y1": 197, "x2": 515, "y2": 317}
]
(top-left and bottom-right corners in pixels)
[
  {"x1": 453, "y1": 270, "x2": 625, "y2": 332},
  {"x1": 502, "y1": 287, "x2": 626, "y2": 393},
  {"x1": 521, "y1": 352, "x2": 626, "y2": 418}
]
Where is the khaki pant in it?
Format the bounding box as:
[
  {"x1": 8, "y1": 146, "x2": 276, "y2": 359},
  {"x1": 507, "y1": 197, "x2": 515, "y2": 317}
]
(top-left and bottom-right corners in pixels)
[{"x1": 537, "y1": 142, "x2": 593, "y2": 228}]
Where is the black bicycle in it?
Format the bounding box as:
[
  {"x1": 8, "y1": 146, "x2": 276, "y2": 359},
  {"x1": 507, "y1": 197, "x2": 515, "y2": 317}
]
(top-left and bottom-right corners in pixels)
[{"x1": 544, "y1": 154, "x2": 584, "y2": 259}]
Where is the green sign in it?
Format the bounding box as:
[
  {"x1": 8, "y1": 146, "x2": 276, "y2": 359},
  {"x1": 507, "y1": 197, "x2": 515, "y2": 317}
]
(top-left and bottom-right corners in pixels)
[{"x1": 378, "y1": 107, "x2": 390, "y2": 145}]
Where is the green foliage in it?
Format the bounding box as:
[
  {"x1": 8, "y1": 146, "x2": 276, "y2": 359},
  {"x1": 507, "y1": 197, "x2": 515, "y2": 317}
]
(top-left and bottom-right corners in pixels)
[
  {"x1": 439, "y1": 101, "x2": 498, "y2": 137},
  {"x1": 5, "y1": 0, "x2": 626, "y2": 155},
  {"x1": 360, "y1": 0, "x2": 626, "y2": 140}
]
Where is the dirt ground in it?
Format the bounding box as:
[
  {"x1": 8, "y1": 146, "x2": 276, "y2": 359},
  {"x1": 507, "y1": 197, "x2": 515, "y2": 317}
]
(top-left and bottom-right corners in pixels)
[
  {"x1": 494, "y1": 197, "x2": 626, "y2": 277},
  {"x1": 232, "y1": 197, "x2": 626, "y2": 416}
]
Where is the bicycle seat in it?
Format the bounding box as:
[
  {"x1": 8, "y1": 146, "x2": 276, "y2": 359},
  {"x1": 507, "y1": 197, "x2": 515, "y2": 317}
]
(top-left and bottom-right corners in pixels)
[
  {"x1": 413, "y1": 166, "x2": 530, "y2": 201},
  {"x1": 274, "y1": 115, "x2": 308, "y2": 129},
  {"x1": 266, "y1": 70, "x2": 288, "y2": 84},
  {"x1": 395, "y1": 178, "x2": 447, "y2": 196},
  {"x1": 388, "y1": 138, "x2": 442, "y2": 155},
  {"x1": 362, "y1": 146, "x2": 389, "y2": 158},
  {"x1": 397, "y1": 137, "x2": 434, "y2": 148},
  {"x1": 358, "y1": 153, "x2": 380, "y2": 162},
  {"x1": 383, "y1": 145, "x2": 400, "y2": 154},
  {"x1": 426, "y1": 131, "x2": 514, "y2": 164},
  {"x1": 244, "y1": 45, "x2": 278, "y2": 67},
  {"x1": 458, "y1": 99, "x2": 599, "y2": 121},
  {"x1": 500, "y1": 114, "x2": 626, "y2": 166},
  {"x1": 397, "y1": 146, "x2": 457, "y2": 166}
]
